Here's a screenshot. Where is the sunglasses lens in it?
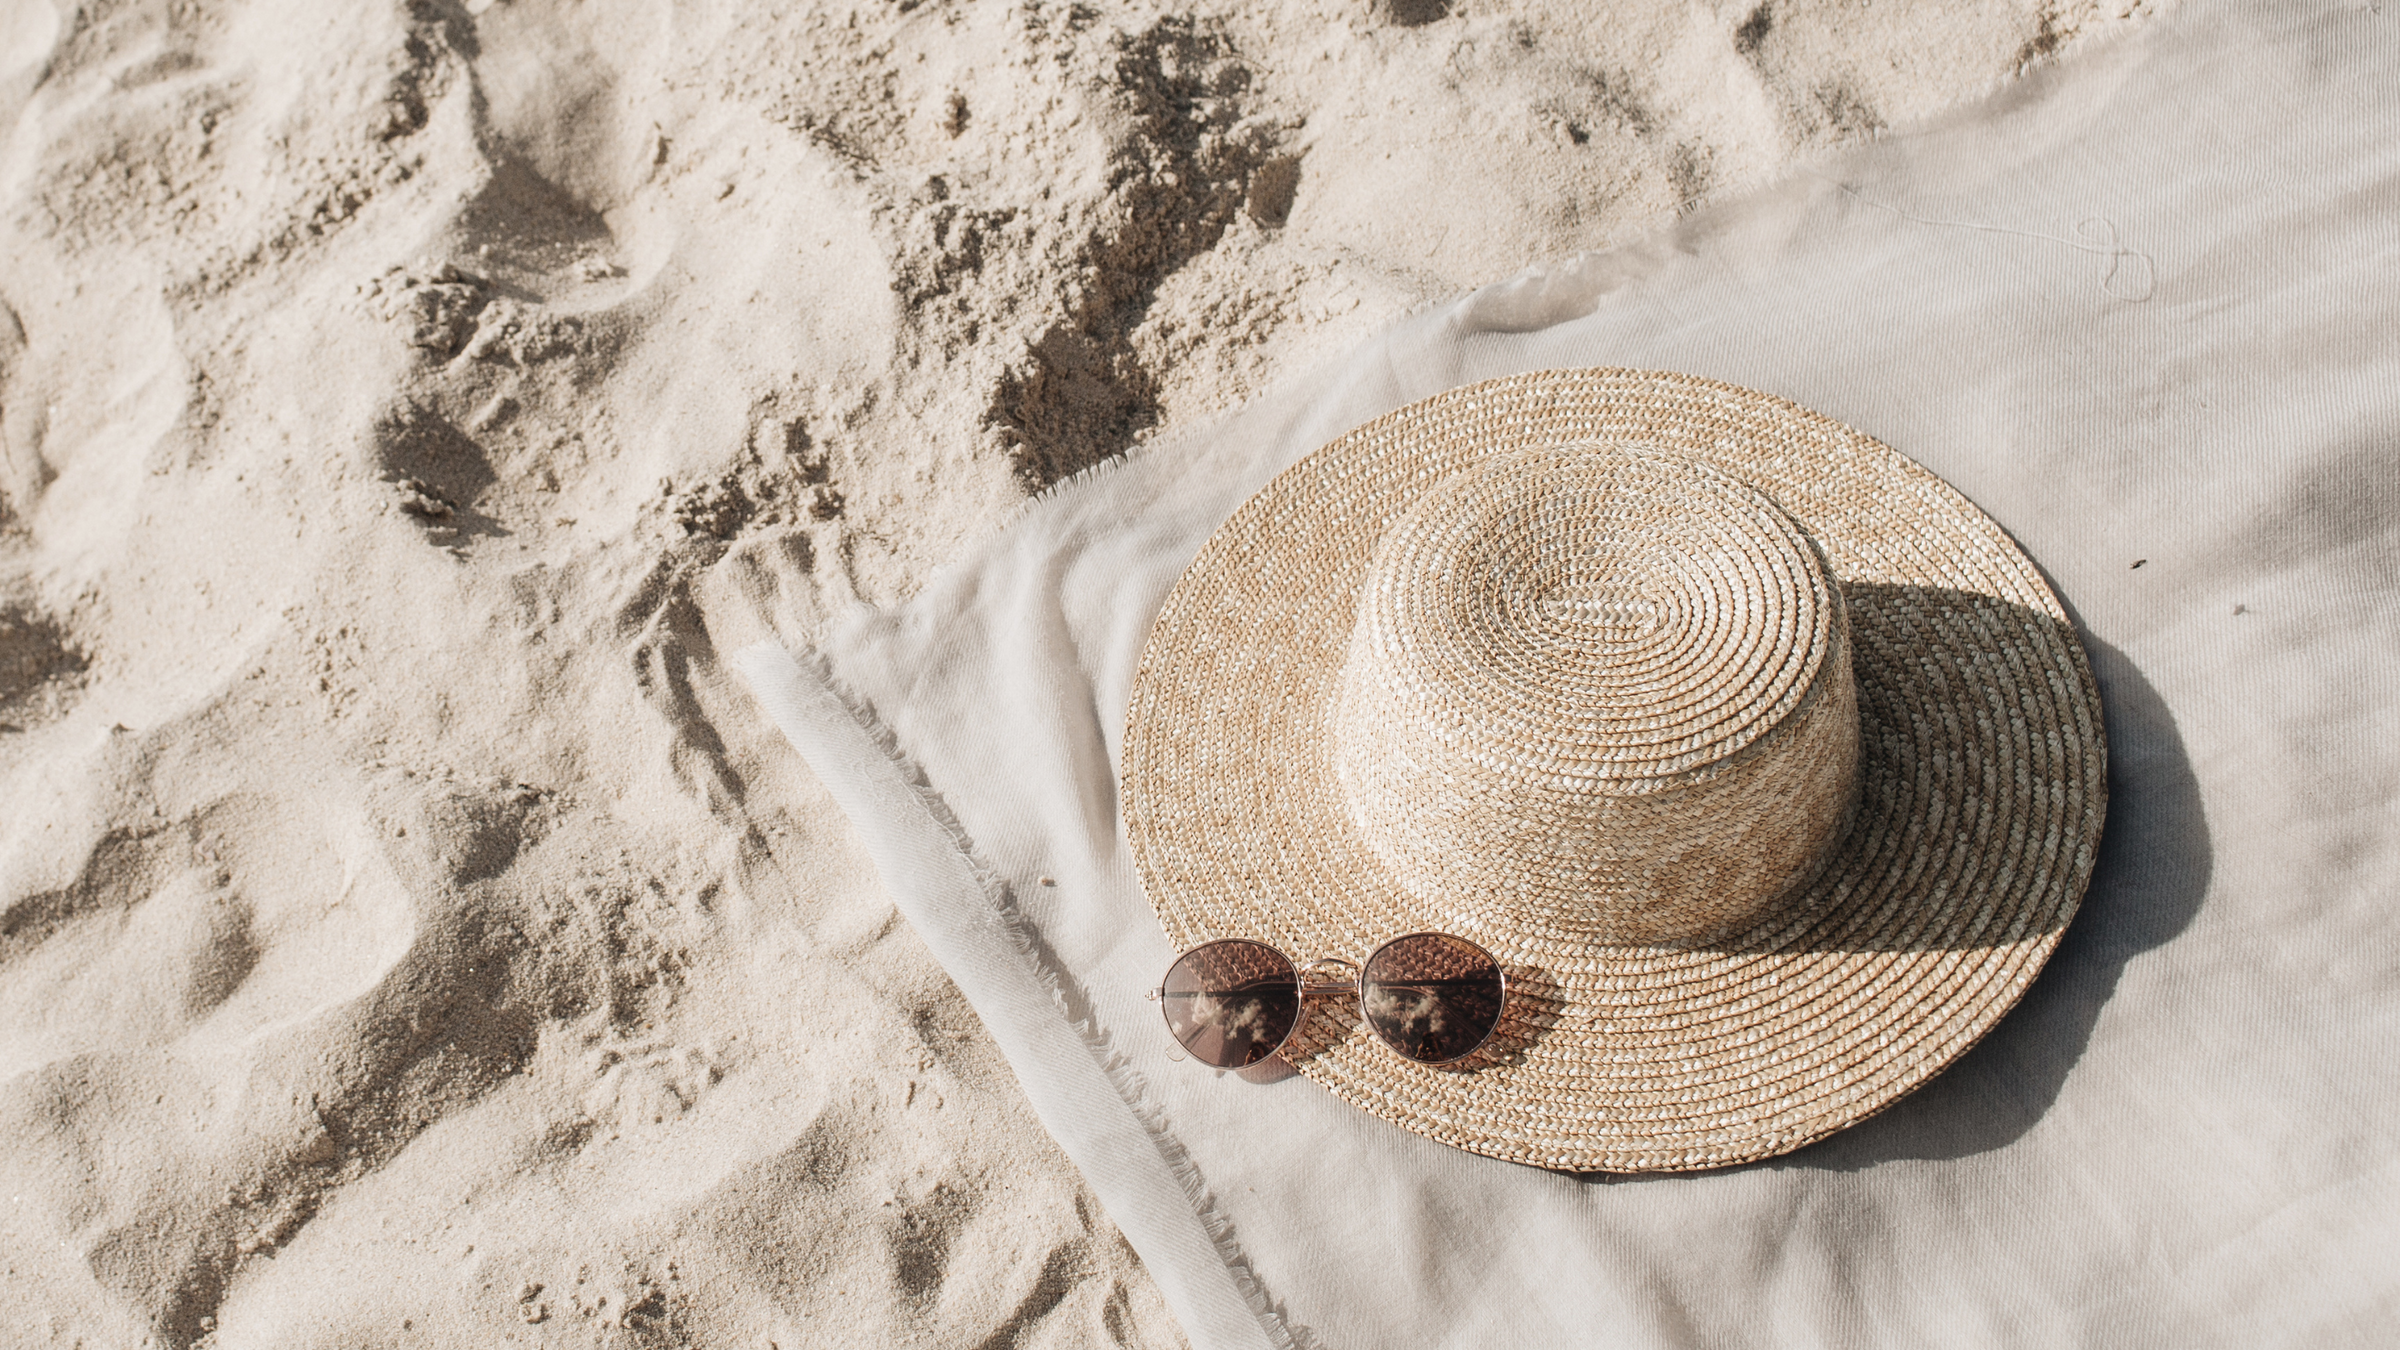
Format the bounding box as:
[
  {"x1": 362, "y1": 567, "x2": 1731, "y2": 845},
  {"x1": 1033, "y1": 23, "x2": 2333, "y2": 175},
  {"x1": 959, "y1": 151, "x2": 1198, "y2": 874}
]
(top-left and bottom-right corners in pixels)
[
  {"x1": 1160, "y1": 939, "x2": 1302, "y2": 1069},
  {"x1": 1360, "y1": 933, "x2": 1505, "y2": 1064}
]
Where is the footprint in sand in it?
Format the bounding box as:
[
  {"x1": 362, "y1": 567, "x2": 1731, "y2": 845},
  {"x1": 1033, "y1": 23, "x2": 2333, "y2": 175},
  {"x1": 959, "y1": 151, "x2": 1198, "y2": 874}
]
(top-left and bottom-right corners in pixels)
[
  {"x1": 0, "y1": 770, "x2": 417, "y2": 1076},
  {"x1": 0, "y1": 601, "x2": 90, "y2": 739}
]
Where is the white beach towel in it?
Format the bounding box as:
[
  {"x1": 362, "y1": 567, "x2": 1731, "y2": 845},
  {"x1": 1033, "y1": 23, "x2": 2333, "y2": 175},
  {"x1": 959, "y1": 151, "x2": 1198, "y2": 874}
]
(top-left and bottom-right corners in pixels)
[{"x1": 739, "y1": 3, "x2": 2400, "y2": 1344}]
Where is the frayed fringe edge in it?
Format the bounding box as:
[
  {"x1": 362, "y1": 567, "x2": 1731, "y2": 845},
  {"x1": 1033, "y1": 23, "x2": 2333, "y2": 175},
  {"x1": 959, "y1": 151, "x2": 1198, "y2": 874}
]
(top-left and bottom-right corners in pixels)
[{"x1": 735, "y1": 641, "x2": 1308, "y2": 1350}]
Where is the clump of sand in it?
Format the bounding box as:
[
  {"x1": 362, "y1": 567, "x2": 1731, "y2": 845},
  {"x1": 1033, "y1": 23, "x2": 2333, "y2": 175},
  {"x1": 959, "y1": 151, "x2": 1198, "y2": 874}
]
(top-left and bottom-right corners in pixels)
[{"x1": 0, "y1": 0, "x2": 2159, "y2": 1344}]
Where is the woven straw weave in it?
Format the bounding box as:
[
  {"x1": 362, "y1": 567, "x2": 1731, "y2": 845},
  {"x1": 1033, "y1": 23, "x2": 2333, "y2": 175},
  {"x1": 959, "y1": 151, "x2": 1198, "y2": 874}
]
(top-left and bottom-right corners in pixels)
[
  {"x1": 1333, "y1": 444, "x2": 1862, "y2": 947},
  {"x1": 1121, "y1": 368, "x2": 2107, "y2": 1172}
]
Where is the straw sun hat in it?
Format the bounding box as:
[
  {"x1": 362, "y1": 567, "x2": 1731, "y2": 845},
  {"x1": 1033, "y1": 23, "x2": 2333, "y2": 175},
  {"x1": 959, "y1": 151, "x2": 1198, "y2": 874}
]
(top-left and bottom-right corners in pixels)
[{"x1": 1120, "y1": 368, "x2": 2107, "y2": 1173}]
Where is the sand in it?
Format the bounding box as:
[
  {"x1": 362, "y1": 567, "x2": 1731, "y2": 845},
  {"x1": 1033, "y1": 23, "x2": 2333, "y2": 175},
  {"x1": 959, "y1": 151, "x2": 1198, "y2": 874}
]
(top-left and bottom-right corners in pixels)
[{"x1": 0, "y1": 0, "x2": 2161, "y2": 1344}]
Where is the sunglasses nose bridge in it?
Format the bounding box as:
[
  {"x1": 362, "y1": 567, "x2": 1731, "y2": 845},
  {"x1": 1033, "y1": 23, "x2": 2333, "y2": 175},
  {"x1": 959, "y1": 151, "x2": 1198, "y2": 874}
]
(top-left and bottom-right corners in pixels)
[{"x1": 1297, "y1": 956, "x2": 1360, "y2": 997}]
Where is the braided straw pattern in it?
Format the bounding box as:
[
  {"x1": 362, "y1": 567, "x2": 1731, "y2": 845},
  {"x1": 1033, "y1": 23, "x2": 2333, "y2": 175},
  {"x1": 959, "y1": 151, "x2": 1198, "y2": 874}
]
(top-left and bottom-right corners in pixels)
[
  {"x1": 1332, "y1": 445, "x2": 1860, "y2": 946},
  {"x1": 1121, "y1": 369, "x2": 2107, "y2": 1172}
]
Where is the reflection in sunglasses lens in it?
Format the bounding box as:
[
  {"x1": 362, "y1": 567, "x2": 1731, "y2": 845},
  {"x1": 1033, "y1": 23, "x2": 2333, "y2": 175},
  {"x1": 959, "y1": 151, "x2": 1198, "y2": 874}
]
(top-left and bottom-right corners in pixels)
[
  {"x1": 1360, "y1": 933, "x2": 1505, "y2": 1064},
  {"x1": 1161, "y1": 939, "x2": 1302, "y2": 1068}
]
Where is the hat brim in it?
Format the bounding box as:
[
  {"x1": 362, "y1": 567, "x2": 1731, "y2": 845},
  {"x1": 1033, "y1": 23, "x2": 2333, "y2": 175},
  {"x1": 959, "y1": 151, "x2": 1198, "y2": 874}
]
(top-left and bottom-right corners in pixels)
[{"x1": 1121, "y1": 369, "x2": 2106, "y2": 1172}]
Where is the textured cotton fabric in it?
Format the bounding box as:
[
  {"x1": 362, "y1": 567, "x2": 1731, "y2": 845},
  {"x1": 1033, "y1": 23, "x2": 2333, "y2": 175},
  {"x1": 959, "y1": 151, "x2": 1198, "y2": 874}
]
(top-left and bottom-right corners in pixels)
[{"x1": 738, "y1": 4, "x2": 2400, "y2": 1345}]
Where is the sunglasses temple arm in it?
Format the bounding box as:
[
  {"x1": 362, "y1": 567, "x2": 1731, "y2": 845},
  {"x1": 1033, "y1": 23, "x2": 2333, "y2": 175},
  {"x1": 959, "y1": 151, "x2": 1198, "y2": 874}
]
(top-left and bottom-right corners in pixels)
[{"x1": 1146, "y1": 954, "x2": 1355, "y2": 1000}]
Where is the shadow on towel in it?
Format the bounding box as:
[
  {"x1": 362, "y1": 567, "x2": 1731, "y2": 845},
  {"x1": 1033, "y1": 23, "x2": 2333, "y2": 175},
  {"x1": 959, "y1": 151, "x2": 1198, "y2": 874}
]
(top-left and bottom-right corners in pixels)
[{"x1": 1770, "y1": 632, "x2": 2209, "y2": 1170}]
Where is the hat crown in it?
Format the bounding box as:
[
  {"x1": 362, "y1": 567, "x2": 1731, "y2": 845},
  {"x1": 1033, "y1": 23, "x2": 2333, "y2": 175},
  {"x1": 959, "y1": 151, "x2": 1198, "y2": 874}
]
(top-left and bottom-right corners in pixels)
[{"x1": 1330, "y1": 444, "x2": 1861, "y2": 946}]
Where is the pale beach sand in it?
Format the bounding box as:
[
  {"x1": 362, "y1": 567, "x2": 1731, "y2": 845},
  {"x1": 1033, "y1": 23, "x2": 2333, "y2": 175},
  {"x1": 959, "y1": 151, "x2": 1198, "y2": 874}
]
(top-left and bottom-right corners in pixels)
[{"x1": 0, "y1": 1, "x2": 2161, "y2": 1344}]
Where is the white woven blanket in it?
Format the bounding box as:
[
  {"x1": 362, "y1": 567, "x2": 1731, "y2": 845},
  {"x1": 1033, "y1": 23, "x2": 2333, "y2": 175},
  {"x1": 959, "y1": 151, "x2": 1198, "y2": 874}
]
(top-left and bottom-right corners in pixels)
[{"x1": 741, "y1": 3, "x2": 2400, "y2": 1343}]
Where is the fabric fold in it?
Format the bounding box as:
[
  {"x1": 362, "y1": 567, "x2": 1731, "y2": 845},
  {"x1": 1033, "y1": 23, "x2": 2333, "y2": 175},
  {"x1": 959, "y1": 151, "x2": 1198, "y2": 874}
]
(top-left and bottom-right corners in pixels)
[{"x1": 732, "y1": 644, "x2": 1289, "y2": 1350}]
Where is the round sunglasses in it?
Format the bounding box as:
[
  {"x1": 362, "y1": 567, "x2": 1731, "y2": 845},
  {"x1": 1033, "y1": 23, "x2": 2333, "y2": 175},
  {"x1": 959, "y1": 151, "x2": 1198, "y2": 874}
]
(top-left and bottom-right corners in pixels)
[{"x1": 1155, "y1": 933, "x2": 1507, "y2": 1069}]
